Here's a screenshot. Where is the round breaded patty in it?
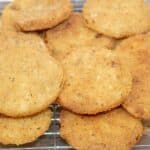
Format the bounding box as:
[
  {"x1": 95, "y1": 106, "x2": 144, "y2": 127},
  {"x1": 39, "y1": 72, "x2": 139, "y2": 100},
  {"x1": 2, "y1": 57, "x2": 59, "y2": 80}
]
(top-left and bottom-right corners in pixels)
[
  {"x1": 123, "y1": 66, "x2": 150, "y2": 120},
  {"x1": 0, "y1": 109, "x2": 51, "y2": 145},
  {"x1": 58, "y1": 49, "x2": 132, "y2": 114},
  {"x1": 46, "y1": 12, "x2": 115, "y2": 61},
  {"x1": 116, "y1": 34, "x2": 150, "y2": 75},
  {"x1": 60, "y1": 108, "x2": 143, "y2": 150},
  {"x1": 2, "y1": 0, "x2": 72, "y2": 31},
  {"x1": 83, "y1": 0, "x2": 150, "y2": 38},
  {"x1": 0, "y1": 32, "x2": 63, "y2": 117},
  {"x1": 116, "y1": 35, "x2": 150, "y2": 120}
]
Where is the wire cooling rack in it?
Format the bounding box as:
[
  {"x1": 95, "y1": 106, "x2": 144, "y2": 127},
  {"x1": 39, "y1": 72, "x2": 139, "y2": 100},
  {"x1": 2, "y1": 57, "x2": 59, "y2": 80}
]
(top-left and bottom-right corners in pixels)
[
  {"x1": 0, "y1": 0, "x2": 150, "y2": 149},
  {"x1": 0, "y1": 104, "x2": 150, "y2": 150}
]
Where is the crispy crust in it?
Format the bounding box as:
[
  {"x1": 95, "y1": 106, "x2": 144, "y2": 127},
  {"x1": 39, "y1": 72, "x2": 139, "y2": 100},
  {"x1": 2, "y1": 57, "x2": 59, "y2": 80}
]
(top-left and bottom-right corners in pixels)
[
  {"x1": 58, "y1": 48, "x2": 132, "y2": 114},
  {"x1": 115, "y1": 34, "x2": 150, "y2": 120},
  {"x1": 0, "y1": 31, "x2": 63, "y2": 117},
  {"x1": 115, "y1": 34, "x2": 150, "y2": 75},
  {"x1": 83, "y1": 0, "x2": 150, "y2": 38},
  {"x1": 0, "y1": 31, "x2": 49, "y2": 53},
  {"x1": 46, "y1": 12, "x2": 115, "y2": 61},
  {"x1": 0, "y1": 109, "x2": 51, "y2": 145},
  {"x1": 4, "y1": 0, "x2": 72, "y2": 31},
  {"x1": 60, "y1": 108, "x2": 143, "y2": 150},
  {"x1": 0, "y1": 16, "x2": 2, "y2": 28},
  {"x1": 1, "y1": 4, "x2": 19, "y2": 31},
  {"x1": 123, "y1": 66, "x2": 150, "y2": 120}
]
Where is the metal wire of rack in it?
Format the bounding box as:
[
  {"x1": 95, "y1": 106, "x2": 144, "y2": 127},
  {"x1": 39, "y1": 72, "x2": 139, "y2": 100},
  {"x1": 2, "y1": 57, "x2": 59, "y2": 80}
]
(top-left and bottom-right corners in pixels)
[
  {"x1": 1, "y1": 104, "x2": 150, "y2": 150},
  {"x1": 0, "y1": 0, "x2": 150, "y2": 150}
]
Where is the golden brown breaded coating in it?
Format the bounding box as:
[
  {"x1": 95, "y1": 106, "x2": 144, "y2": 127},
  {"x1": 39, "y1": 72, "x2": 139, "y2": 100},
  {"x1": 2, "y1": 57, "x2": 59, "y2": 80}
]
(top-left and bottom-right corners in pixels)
[
  {"x1": 58, "y1": 49, "x2": 132, "y2": 114},
  {"x1": 83, "y1": 0, "x2": 150, "y2": 38},
  {"x1": 46, "y1": 12, "x2": 115, "y2": 61},
  {"x1": 0, "y1": 32, "x2": 63, "y2": 117},
  {"x1": 123, "y1": 66, "x2": 150, "y2": 120},
  {"x1": 0, "y1": 17, "x2": 2, "y2": 28},
  {"x1": 0, "y1": 109, "x2": 51, "y2": 145},
  {"x1": 1, "y1": 4, "x2": 19, "y2": 31},
  {"x1": 0, "y1": 31, "x2": 49, "y2": 53},
  {"x1": 116, "y1": 34, "x2": 150, "y2": 75},
  {"x1": 60, "y1": 108, "x2": 143, "y2": 150},
  {"x1": 2, "y1": 0, "x2": 72, "y2": 31},
  {"x1": 115, "y1": 34, "x2": 150, "y2": 120}
]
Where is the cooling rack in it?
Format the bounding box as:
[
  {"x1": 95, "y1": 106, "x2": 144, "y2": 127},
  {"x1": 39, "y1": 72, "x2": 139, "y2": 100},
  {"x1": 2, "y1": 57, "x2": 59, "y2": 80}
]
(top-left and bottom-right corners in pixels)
[
  {"x1": 1, "y1": 104, "x2": 150, "y2": 150},
  {"x1": 0, "y1": 0, "x2": 150, "y2": 149}
]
